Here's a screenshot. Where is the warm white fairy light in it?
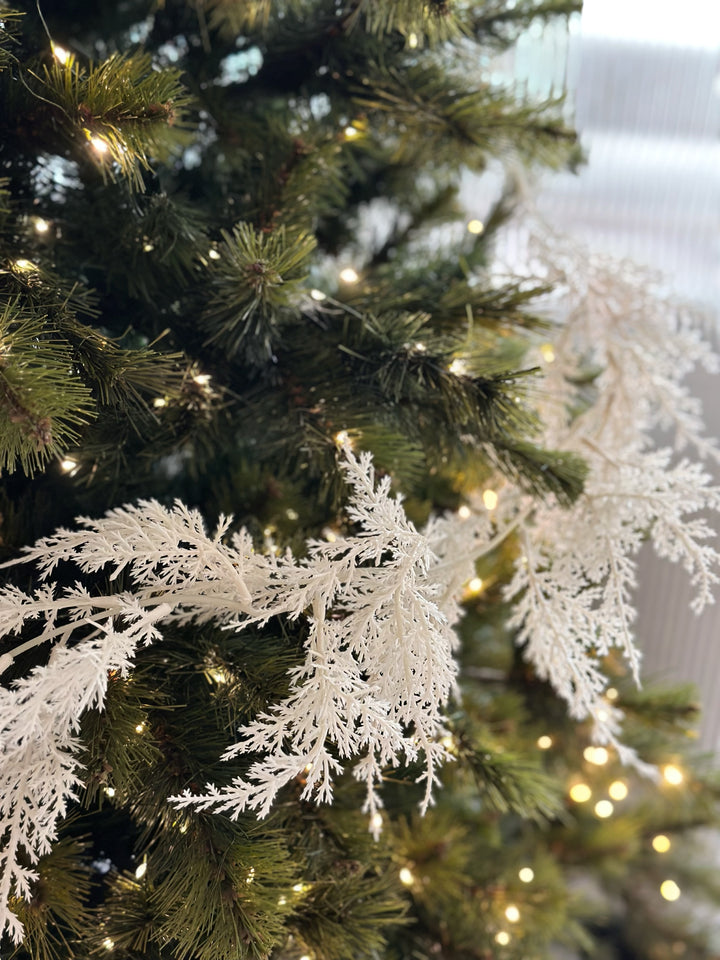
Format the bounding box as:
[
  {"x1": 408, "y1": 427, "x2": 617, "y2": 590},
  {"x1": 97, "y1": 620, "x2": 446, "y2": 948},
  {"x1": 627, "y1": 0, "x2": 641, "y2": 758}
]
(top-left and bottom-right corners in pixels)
[
  {"x1": 518, "y1": 867, "x2": 534, "y2": 883},
  {"x1": 90, "y1": 136, "x2": 110, "y2": 155},
  {"x1": 135, "y1": 723, "x2": 145, "y2": 734},
  {"x1": 495, "y1": 931, "x2": 510, "y2": 946},
  {"x1": 208, "y1": 248, "x2": 221, "y2": 260},
  {"x1": 369, "y1": 812, "x2": 383, "y2": 833},
  {"x1": 608, "y1": 780, "x2": 628, "y2": 801},
  {"x1": 52, "y1": 44, "x2": 71, "y2": 64},
  {"x1": 458, "y1": 505, "x2": 471, "y2": 519},
  {"x1": 540, "y1": 343, "x2": 556, "y2": 363},
  {"x1": 153, "y1": 397, "x2": 168, "y2": 409},
  {"x1": 605, "y1": 687, "x2": 619, "y2": 701},
  {"x1": 104, "y1": 786, "x2": 116, "y2": 798},
  {"x1": 467, "y1": 576, "x2": 483, "y2": 595},
  {"x1": 13, "y1": 259, "x2": 35, "y2": 271},
  {"x1": 482, "y1": 489, "x2": 498, "y2": 510},
  {"x1": 334, "y1": 430, "x2": 352, "y2": 448},
  {"x1": 343, "y1": 125, "x2": 361, "y2": 140},
  {"x1": 660, "y1": 880, "x2": 681, "y2": 902},
  {"x1": 407, "y1": 32, "x2": 419, "y2": 48},
  {"x1": 245, "y1": 867, "x2": 255, "y2": 885},
  {"x1": 653, "y1": 834, "x2": 671, "y2": 853},
  {"x1": 134, "y1": 861, "x2": 147, "y2": 879},
  {"x1": 206, "y1": 666, "x2": 229, "y2": 685},
  {"x1": 536, "y1": 735, "x2": 553, "y2": 750},
  {"x1": 339, "y1": 267, "x2": 359, "y2": 284},
  {"x1": 583, "y1": 746, "x2": 609, "y2": 766},
  {"x1": 60, "y1": 458, "x2": 78, "y2": 473},
  {"x1": 594, "y1": 799, "x2": 614, "y2": 818},
  {"x1": 399, "y1": 867, "x2": 414, "y2": 886},
  {"x1": 467, "y1": 219, "x2": 484, "y2": 235},
  {"x1": 102, "y1": 938, "x2": 115, "y2": 950},
  {"x1": 505, "y1": 905, "x2": 520, "y2": 923},
  {"x1": 33, "y1": 217, "x2": 50, "y2": 234},
  {"x1": 143, "y1": 242, "x2": 154, "y2": 253},
  {"x1": 278, "y1": 895, "x2": 287, "y2": 906},
  {"x1": 569, "y1": 782, "x2": 591, "y2": 803},
  {"x1": 310, "y1": 288, "x2": 327, "y2": 301},
  {"x1": 292, "y1": 882, "x2": 310, "y2": 893},
  {"x1": 193, "y1": 373, "x2": 212, "y2": 386},
  {"x1": 663, "y1": 764, "x2": 684, "y2": 785},
  {"x1": 448, "y1": 358, "x2": 468, "y2": 376},
  {"x1": 299, "y1": 955, "x2": 312, "y2": 960},
  {"x1": 178, "y1": 822, "x2": 188, "y2": 834}
]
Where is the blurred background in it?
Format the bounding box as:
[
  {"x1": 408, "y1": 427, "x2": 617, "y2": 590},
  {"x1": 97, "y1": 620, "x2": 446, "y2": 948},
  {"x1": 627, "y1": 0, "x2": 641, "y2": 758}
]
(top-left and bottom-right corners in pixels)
[{"x1": 469, "y1": 0, "x2": 720, "y2": 751}]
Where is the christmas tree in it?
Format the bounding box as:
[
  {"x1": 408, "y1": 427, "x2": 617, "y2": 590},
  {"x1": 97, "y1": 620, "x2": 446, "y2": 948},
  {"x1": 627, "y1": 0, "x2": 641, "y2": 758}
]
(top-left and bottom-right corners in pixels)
[{"x1": 2, "y1": 2, "x2": 720, "y2": 958}]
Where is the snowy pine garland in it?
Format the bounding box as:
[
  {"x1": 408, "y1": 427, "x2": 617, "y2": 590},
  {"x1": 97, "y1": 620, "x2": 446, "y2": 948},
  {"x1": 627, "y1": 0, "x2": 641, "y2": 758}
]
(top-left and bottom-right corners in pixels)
[{"x1": 1, "y1": 228, "x2": 719, "y2": 941}]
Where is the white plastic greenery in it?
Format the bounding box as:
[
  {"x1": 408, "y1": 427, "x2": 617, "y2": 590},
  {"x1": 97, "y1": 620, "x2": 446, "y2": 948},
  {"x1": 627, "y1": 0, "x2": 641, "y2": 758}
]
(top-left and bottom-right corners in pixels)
[{"x1": 1, "y1": 224, "x2": 719, "y2": 942}]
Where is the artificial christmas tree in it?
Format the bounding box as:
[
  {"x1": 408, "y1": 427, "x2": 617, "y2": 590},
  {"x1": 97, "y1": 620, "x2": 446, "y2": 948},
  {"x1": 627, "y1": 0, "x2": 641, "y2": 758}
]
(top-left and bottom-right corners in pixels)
[{"x1": 1, "y1": 2, "x2": 720, "y2": 958}]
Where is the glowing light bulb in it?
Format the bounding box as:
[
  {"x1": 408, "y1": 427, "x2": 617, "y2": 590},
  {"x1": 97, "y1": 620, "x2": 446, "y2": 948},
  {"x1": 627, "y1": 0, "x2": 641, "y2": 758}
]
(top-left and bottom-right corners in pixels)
[
  {"x1": 594, "y1": 800, "x2": 614, "y2": 819},
  {"x1": 343, "y1": 125, "x2": 361, "y2": 139},
  {"x1": 467, "y1": 576, "x2": 483, "y2": 594},
  {"x1": 407, "y1": 32, "x2": 419, "y2": 48},
  {"x1": 292, "y1": 882, "x2": 309, "y2": 893},
  {"x1": 458, "y1": 505, "x2": 471, "y2": 519},
  {"x1": 208, "y1": 248, "x2": 221, "y2": 260},
  {"x1": 467, "y1": 219, "x2": 484, "y2": 235},
  {"x1": 143, "y1": 242, "x2": 154, "y2": 252},
  {"x1": 135, "y1": 723, "x2": 145, "y2": 734},
  {"x1": 540, "y1": 343, "x2": 555, "y2": 363},
  {"x1": 246, "y1": 867, "x2": 255, "y2": 885},
  {"x1": 399, "y1": 867, "x2": 414, "y2": 886},
  {"x1": 584, "y1": 746, "x2": 609, "y2": 765},
  {"x1": 60, "y1": 458, "x2": 78, "y2": 473},
  {"x1": 505, "y1": 905, "x2": 520, "y2": 923},
  {"x1": 652, "y1": 834, "x2": 671, "y2": 853},
  {"x1": 278, "y1": 895, "x2": 287, "y2": 906},
  {"x1": 334, "y1": 430, "x2": 352, "y2": 448},
  {"x1": 482, "y1": 489, "x2": 498, "y2": 510},
  {"x1": 448, "y1": 358, "x2": 468, "y2": 375},
  {"x1": 569, "y1": 783, "x2": 591, "y2": 803},
  {"x1": 52, "y1": 44, "x2": 71, "y2": 64},
  {"x1": 495, "y1": 931, "x2": 510, "y2": 946},
  {"x1": 310, "y1": 288, "x2": 327, "y2": 301},
  {"x1": 33, "y1": 217, "x2": 50, "y2": 234},
  {"x1": 608, "y1": 780, "x2": 628, "y2": 801},
  {"x1": 134, "y1": 861, "x2": 147, "y2": 879},
  {"x1": 606, "y1": 687, "x2": 619, "y2": 700},
  {"x1": 102, "y1": 938, "x2": 115, "y2": 950},
  {"x1": 193, "y1": 373, "x2": 211, "y2": 386},
  {"x1": 178, "y1": 822, "x2": 188, "y2": 834},
  {"x1": 104, "y1": 786, "x2": 116, "y2": 798},
  {"x1": 339, "y1": 267, "x2": 359, "y2": 284},
  {"x1": 206, "y1": 666, "x2": 228, "y2": 684},
  {"x1": 518, "y1": 867, "x2": 534, "y2": 883},
  {"x1": 663, "y1": 764, "x2": 684, "y2": 785},
  {"x1": 90, "y1": 136, "x2": 110, "y2": 155},
  {"x1": 14, "y1": 259, "x2": 35, "y2": 271},
  {"x1": 660, "y1": 880, "x2": 681, "y2": 902},
  {"x1": 369, "y1": 812, "x2": 383, "y2": 833},
  {"x1": 536, "y1": 735, "x2": 553, "y2": 750},
  {"x1": 153, "y1": 397, "x2": 167, "y2": 408}
]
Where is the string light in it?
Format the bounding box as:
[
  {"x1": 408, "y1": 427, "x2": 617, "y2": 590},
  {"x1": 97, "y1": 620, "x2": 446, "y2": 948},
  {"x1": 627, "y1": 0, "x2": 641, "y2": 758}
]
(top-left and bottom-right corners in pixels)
[
  {"x1": 369, "y1": 812, "x2": 383, "y2": 833},
  {"x1": 458, "y1": 505, "x2": 471, "y2": 519},
  {"x1": 505, "y1": 905, "x2": 520, "y2": 923},
  {"x1": 134, "y1": 861, "x2": 147, "y2": 879},
  {"x1": 143, "y1": 242, "x2": 154, "y2": 253},
  {"x1": 278, "y1": 895, "x2": 287, "y2": 906},
  {"x1": 608, "y1": 780, "x2": 628, "y2": 801},
  {"x1": 652, "y1": 834, "x2": 671, "y2": 853},
  {"x1": 293, "y1": 882, "x2": 310, "y2": 893},
  {"x1": 606, "y1": 687, "x2": 619, "y2": 700},
  {"x1": 399, "y1": 867, "x2": 414, "y2": 886},
  {"x1": 660, "y1": 880, "x2": 681, "y2": 902},
  {"x1": 343, "y1": 125, "x2": 361, "y2": 140},
  {"x1": 495, "y1": 931, "x2": 511, "y2": 946},
  {"x1": 569, "y1": 783, "x2": 592, "y2": 803},
  {"x1": 407, "y1": 32, "x2": 419, "y2": 48},
  {"x1": 13, "y1": 259, "x2": 35, "y2": 271},
  {"x1": 135, "y1": 723, "x2": 145, "y2": 734},
  {"x1": 102, "y1": 938, "x2": 115, "y2": 950},
  {"x1": 663, "y1": 764, "x2": 684, "y2": 785},
  {"x1": 299, "y1": 955, "x2": 312, "y2": 960},
  {"x1": 89, "y1": 136, "x2": 110, "y2": 155},
  {"x1": 594, "y1": 800, "x2": 614, "y2": 819},
  {"x1": 536, "y1": 735, "x2": 553, "y2": 750},
  {"x1": 178, "y1": 822, "x2": 188, "y2": 834},
  {"x1": 467, "y1": 576, "x2": 483, "y2": 595},
  {"x1": 153, "y1": 397, "x2": 168, "y2": 409},
  {"x1": 33, "y1": 217, "x2": 50, "y2": 234},
  {"x1": 52, "y1": 44, "x2": 71, "y2": 64},
  {"x1": 448, "y1": 358, "x2": 468, "y2": 375},
  {"x1": 245, "y1": 867, "x2": 255, "y2": 885},
  {"x1": 208, "y1": 248, "x2": 221, "y2": 260},
  {"x1": 540, "y1": 343, "x2": 555, "y2": 363},
  {"x1": 193, "y1": 373, "x2": 211, "y2": 386},
  {"x1": 482, "y1": 489, "x2": 498, "y2": 510},
  {"x1": 339, "y1": 267, "x2": 359, "y2": 284},
  {"x1": 583, "y1": 746, "x2": 609, "y2": 765},
  {"x1": 206, "y1": 666, "x2": 229, "y2": 684},
  {"x1": 104, "y1": 787, "x2": 116, "y2": 798},
  {"x1": 467, "y1": 219, "x2": 484, "y2": 235},
  {"x1": 310, "y1": 288, "x2": 327, "y2": 301},
  {"x1": 334, "y1": 430, "x2": 352, "y2": 448},
  {"x1": 518, "y1": 867, "x2": 534, "y2": 883},
  {"x1": 60, "y1": 458, "x2": 78, "y2": 473}
]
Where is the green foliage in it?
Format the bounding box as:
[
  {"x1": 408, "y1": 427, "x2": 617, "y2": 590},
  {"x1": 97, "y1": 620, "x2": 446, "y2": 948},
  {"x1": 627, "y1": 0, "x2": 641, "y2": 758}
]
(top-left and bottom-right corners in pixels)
[
  {"x1": 0, "y1": 6, "x2": 22, "y2": 72},
  {"x1": 202, "y1": 222, "x2": 317, "y2": 362}
]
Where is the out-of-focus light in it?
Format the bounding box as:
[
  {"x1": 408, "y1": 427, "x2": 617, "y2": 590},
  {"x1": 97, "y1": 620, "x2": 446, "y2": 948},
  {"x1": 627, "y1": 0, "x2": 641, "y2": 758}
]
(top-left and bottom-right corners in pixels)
[
  {"x1": 458, "y1": 505, "x2": 471, "y2": 519},
  {"x1": 569, "y1": 783, "x2": 592, "y2": 803},
  {"x1": 399, "y1": 867, "x2": 414, "y2": 886},
  {"x1": 407, "y1": 32, "x2": 419, "y2": 48},
  {"x1": 660, "y1": 880, "x2": 681, "y2": 902},
  {"x1": 52, "y1": 44, "x2": 71, "y2": 64},
  {"x1": 467, "y1": 576, "x2": 483, "y2": 594},
  {"x1": 208, "y1": 248, "x2": 221, "y2": 259},
  {"x1": 102, "y1": 938, "x2": 115, "y2": 950},
  {"x1": 134, "y1": 861, "x2": 147, "y2": 879},
  {"x1": 505, "y1": 905, "x2": 520, "y2": 923},
  {"x1": 584, "y1": 746, "x2": 609, "y2": 765},
  {"x1": 606, "y1": 687, "x2": 619, "y2": 700},
  {"x1": 467, "y1": 219, "x2": 484, "y2": 234},
  {"x1": 518, "y1": 867, "x2": 534, "y2": 883},
  {"x1": 33, "y1": 217, "x2": 50, "y2": 234},
  {"x1": 540, "y1": 343, "x2": 555, "y2": 363},
  {"x1": 495, "y1": 931, "x2": 510, "y2": 946},
  {"x1": 536, "y1": 735, "x2": 553, "y2": 750},
  {"x1": 663, "y1": 764, "x2": 684, "y2": 785},
  {"x1": 310, "y1": 288, "x2": 327, "y2": 301},
  {"x1": 608, "y1": 780, "x2": 628, "y2": 801},
  {"x1": 594, "y1": 800, "x2": 614, "y2": 818},
  {"x1": 482, "y1": 489, "x2": 498, "y2": 510},
  {"x1": 339, "y1": 267, "x2": 359, "y2": 284},
  {"x1": 653, "y1": 834, "x2": 672, "y2": 853},
  {"x1": 449, "y1": 358, "x2": 468, "y2": 375},
  {"x1": 90, "y1": 136, "x2": 110, "y2": 155}
]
